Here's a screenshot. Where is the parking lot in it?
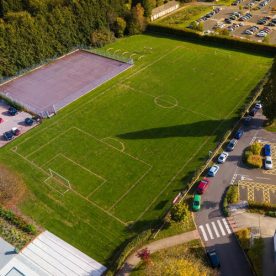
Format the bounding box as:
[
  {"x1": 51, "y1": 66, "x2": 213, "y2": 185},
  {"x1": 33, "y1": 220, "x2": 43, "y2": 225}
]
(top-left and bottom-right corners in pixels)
[
  {"x1": 200, "y1": 0, "x2": 276, "y2": 44},
  {"x1": 0, "y1": 100, "x2": 37, "y2": 147}
]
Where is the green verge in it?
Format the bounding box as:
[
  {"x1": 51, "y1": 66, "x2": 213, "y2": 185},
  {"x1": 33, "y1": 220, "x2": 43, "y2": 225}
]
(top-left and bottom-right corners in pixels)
[
  {"x1": 0, "y1": 34, "x2": 272, "y2": 266},
  {"x1": 131, "y1": 239, "x2": 216, "y2": 276}
]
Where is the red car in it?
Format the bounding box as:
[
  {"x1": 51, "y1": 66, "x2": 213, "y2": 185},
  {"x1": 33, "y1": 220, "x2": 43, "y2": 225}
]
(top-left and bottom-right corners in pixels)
[
  {"x1": 197, "y1": 178, "x2": 210, "y2": 194},
  {"x1": 0, "y1": 118, "x2": 3, "y2": 123}
]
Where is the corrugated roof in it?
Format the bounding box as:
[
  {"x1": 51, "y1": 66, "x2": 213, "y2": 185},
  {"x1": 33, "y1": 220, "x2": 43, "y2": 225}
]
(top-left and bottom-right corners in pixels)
[
  {"x1": 152, "y1": 1, "x2": 179, "y2": 16},
  {"x1": 0, "y1": 231, "x2": 107, "y2": 276}
]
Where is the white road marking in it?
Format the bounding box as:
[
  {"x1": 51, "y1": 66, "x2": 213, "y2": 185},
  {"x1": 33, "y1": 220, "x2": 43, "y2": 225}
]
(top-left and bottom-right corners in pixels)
[
  {"x1": 211, "y1": 221, "x2": 220, "y2": 238},
  {"x1": 217, "y1": 220, "x2": 226, "y2": 236},
  {"x1": 256, "y1": 177, "x2": 271, "y2": 180},
  {"x1": 230, "y1": 174, "x2": 237, "y2": 185},
  {"x1": 222, "y1": 218, "x2": 232, "y2": 234},
  {"x1": 241, "y1": 175, "x2": 253, "y2": 181},
  {"x1": 199, "y1": 225, "x2": 208, "y2": 241},
  {"x1": 206, "y1": 223, "x2": 214, "y2": 240}
]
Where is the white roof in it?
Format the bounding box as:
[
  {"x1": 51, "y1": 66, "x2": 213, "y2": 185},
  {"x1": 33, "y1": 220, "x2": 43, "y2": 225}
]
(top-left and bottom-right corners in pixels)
[{"x1": 0, "y1": 231, "x2": 106, "y2": 276}]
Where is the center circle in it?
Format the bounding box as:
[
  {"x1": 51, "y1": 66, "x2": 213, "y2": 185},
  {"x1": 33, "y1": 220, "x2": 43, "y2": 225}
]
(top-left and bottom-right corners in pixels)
[{"x1": 154, "y1": 95, "x2": 178, "y2": 109}]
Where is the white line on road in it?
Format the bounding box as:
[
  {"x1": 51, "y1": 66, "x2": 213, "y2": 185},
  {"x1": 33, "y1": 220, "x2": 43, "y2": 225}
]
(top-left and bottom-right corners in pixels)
[
  {"x1": 230, "y1": 174, "x2": 237, "y2": 185},
  {"x1": 222, "y1": 218, "x2": 232, "y2": 234},
  {"x1": 199, "y1": 225, "x2": 208, "y2": 241},
  {"x1": 211, "y1": 221, "x2": 220, "y2": 238},
  {"x1": 217, "y1": 220, "x2": 226, "y2": 236},
  {"x1": 206, "y1": 223, "x2": 214, "y2": 240},
  {"x1": 256, "y1": 177, "x2": 271, "y2": 180}
]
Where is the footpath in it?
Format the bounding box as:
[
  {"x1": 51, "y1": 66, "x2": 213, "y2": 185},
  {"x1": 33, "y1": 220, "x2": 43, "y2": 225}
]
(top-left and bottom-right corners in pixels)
[{"x1": 117, "y1": 229, "x2": 199, "y2": 276}]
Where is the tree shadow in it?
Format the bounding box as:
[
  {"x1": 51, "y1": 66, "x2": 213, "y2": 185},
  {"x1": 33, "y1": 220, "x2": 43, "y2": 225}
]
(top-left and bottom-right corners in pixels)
[{"x1": 117, "y1": 119, "x2": 234, "y2": 142}]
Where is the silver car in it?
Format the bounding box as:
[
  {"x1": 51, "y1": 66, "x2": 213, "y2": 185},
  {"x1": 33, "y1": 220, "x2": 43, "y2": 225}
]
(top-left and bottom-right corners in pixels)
[
  {"x1": 265, "y1": 156, "x2": 273, "y2": 170},
  {"x1": 217, "y1": 152, "x2": 229, "y2": 163}
]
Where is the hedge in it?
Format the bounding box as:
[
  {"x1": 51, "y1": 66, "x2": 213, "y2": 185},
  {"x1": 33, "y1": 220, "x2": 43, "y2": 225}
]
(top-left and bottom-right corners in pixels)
[
  {"x1": 248, "y1": 201, "x2": 276, "y2": 213},
  {"x1": 0, "y1": 205, "x2": 37, "y2": 235},
  {"x1": 147, "y1": 24, "x2": 276, "y2": 55}
]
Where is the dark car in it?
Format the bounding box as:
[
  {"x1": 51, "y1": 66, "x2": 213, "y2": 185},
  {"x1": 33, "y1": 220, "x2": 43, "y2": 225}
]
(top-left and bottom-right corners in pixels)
[
  {"x1": 8, "y1": 107, "x2": 18, "y2": 116},
  {"x1": 11, "y1": 127, "x2": 20, "y2": 136},
  {"x1": 243, "y1": 116, "x2": 252, "y2": 126},
  {"x1": 249, "y1": 107, "x2": 258, "y2": 117},
  {"x1": 3, "y1": 131, "x2": 13, "y2": 141},
  {"x1": 234, "y1": 129, "x2": 244, "y2": 139},
  {"x1": 207, "y1": 249, "x2": 220, "y2": 268},
  {"x1": 25, "y1": 117, "x2": 34, "y2": 126},
  {"x1": 264, "y1": 144, "x2": 271, "y2": 156},
  {"x1": 226, "y1": 139, "x2": 237, "y2": 151}
]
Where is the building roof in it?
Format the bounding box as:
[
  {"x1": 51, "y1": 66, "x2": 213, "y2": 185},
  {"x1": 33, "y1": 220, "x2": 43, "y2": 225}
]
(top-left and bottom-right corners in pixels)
[
  {"x1": 0, "y1": 231, "x2": 107, "y2": 276},
  {"x1": 151, "y1": 1, "x2": 179, "y2": 16}
]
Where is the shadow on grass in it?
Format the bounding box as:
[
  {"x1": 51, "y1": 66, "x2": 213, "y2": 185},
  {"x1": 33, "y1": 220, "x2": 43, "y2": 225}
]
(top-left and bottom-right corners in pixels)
[{"x1": 118, "y1": 119, "x2": 237, "y2": 143}]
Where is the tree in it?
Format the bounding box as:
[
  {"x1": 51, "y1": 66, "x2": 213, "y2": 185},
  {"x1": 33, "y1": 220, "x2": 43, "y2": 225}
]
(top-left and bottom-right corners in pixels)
[
  {"x1": 90, "y1": 28, "x2": 115, "y2": 47},
  {"x1": 114, "y1": 16, "x2": 126, "y2": 37},
  {"x1": 170, "y1": 202, "x2": 189, "y2": 222},
  {"x1": 142, "y1": 0, "x2": 156, "y2": 17},
  {"x1": 128, "y1": 3, "x2": 146, "y2": 35},
  {"x1": 260, "y1": 58, "x2": 276, "y2": 122}
]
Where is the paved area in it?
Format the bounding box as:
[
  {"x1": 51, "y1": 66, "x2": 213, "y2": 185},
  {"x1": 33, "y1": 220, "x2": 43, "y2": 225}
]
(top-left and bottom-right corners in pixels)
[
  {"x1": 231, "y1": 212, "x2": 276, "y2": 276},
  {"x1": 0, "y1": 238, "x2": 17, "y2": 270},
  {"x1": 194, "y1": 110, "x2": 269, "y2": 276},
  {"x1": 201, "y1": 1, "x2": 276, "y2": 44},
  {"x1": 118, "y1": 230, "x2": 199, "y2": 276},
  {"x1": 0, "y1": 100, "x2": 37, "y2": 147},
  {"x1": 0, "y1": 50, "x2": 132, "y2": 117}
]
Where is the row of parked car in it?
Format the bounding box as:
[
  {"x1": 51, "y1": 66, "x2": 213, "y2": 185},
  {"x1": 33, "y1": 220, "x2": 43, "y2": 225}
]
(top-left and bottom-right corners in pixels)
[
  {"x1": 197, "y1": 7, "x2": 222, "y2": 22},
  {"x1": 192, "y1": 102, "x2": 263, "y2": 212}
]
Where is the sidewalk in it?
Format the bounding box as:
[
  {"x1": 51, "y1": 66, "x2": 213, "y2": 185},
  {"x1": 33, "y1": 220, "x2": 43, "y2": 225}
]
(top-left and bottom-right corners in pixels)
[{"x1": 117, "y1": 230, "x2": 199, "y2": 276}]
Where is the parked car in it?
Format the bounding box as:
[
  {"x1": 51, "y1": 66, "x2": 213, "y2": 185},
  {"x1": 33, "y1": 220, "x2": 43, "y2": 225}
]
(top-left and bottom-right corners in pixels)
[
  {"x1": 0, "y1": 118, "x2": 3, "y2": 123},
  {"x1": 197, "y1": 178, "x2": 210, "y2": 194},
  {"x1": 249, "y1": 107, "x2": 258, "y2": 116},
  {"x1": 3, "y1": 131, "x2": 13, "y2": 141},
  {"x1": 234, "y1": 129, "x2": 244, "y2": 139},
  {"x1": 207, "y1": 249, "x2": 221, "y2": 268},
  {"x1": 264, "y1": 156, "x2": 273, "y2": 170},
  {"x1": 11, "y1": 127, "x2": 20, "y2": 136},
  {"x1": 192, "y1": 194, "x2": 201, "y2": 211},
  {"x1": 8, "y1": 107, "x2": 18, "y2": 116},
  {"x1": 25, "y1": 117, "x2": 34, "y2": 126},
  {"x1": 217, "y1": 152, "x2": 229, "y2": 163},
  {"x1": 207, "y1": 164, "x2": 220, "y2": 177},
  {"x1": 226, "y1": 139, "x2": 237, "y2": 151},
  {"x1": 243, "y1": 116, "x2": 252, "y2": 126},
  {"x1": 264, "y1": 144, "x2": 271, "y2": 156},
  {"x1": 255, "y1": 102, "x2": 262, "y2": 109}
]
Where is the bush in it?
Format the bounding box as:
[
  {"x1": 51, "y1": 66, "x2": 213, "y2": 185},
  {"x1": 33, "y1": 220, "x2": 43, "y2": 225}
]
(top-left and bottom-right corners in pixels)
[
  {"x1": 249, "y1": 142, "x2": 262, "y2": 155},
  {"x1": 90, "y1": 28, "x2": 115, "y2": 48},
  {"x1": 170, "y1": 202, "x2": 189, "y2": 222},
  {"x1": 0, "y1": 205, "x2": 37, "y2": 235},
  {"x1": 236, "y1": 228, "x2": 250, "y2": 250},
  {"x1": 247, "y1": 154, "x2": 262, "y2": 168},
  {"x1": 226, "y1": 185, "x2": 239, "y2": 204}
]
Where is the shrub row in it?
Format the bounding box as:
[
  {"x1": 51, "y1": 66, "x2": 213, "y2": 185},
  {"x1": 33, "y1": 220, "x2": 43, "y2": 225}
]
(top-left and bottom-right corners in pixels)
[
  {"x1": 222, "y1": 185, "x2": 238, "y2": 217},
  {"x1": 248, "y1": 201, "x2": 276, "y2": 213},
  {"x1": 0, "y1": 205, "x2": 37, "y2": 235},
  {"x1": 147, "y1": 24, "x2": 276, "y2": 55}
]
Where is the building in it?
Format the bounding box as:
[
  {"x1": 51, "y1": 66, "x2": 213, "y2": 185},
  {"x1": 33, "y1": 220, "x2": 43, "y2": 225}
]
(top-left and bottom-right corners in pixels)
[
  {"x1": 151, "y1": 1, "x2": 180, "y2": 21},
  {"x1": 0, "y1": 231, "x2": 107, "y2": 276}
]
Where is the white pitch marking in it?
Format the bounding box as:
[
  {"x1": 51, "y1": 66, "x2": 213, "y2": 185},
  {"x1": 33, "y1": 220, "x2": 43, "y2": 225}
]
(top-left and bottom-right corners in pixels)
[
  {"x1": 217, "y1": 220, "x2": 226, "y2": 236},
  {"x1": 222, "y1": 218, "x2": 232, "y2": 234},
  {"x1": 199, "y1": 225, "x2": 209, "y2": 241},
  {"x1": 206, "y1": 223, "x2": 214, "y2": 240},
  {"x1": 211, "y1": 221, "x2": 220, "y2": 238}
]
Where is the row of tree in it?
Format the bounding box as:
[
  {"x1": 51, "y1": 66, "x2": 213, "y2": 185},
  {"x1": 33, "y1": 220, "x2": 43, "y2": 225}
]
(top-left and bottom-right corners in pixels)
[{"x1": 0, "y1": 0, "x2": 173, "y2": 79}]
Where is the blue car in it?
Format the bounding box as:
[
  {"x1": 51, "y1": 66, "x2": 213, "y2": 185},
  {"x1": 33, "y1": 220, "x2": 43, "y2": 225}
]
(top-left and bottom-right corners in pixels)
[
  {"x1": 3, "y1": 131, "x2": 13, "y2": 141},
  {"x1": 234, "y1": 129, "x2": 244, "y2": 139},
  {"x1": 8, "y1": 107, "x2": 18, "y2": 116},
  {"x1": 264, "y1": 144, "x2": 271, "y2": 156},
  {"x1": 207, "y1": 249, "x2": 220, "y2": 268}
]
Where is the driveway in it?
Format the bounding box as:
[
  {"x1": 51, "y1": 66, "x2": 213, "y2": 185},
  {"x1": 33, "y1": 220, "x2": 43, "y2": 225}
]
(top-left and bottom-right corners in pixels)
[{"x1": 194, "y1": 110, "x2": 267, "y2": 276}]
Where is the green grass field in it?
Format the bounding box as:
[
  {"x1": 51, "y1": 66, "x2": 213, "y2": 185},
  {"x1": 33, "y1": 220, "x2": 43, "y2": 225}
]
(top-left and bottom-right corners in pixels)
[{"x1": 0, "y1": 34, "x2": 272, "y2": 266}]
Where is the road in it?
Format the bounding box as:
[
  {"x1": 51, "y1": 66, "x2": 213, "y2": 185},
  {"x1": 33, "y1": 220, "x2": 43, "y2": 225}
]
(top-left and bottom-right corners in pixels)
[{"x1": 194, "y1": 111, "x2": 267, "y2": 276}]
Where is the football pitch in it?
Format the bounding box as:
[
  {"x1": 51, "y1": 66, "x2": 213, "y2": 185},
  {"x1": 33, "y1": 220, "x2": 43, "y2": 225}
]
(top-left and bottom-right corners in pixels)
[{"x1": 1, "y1": 34, "x2": 272, "y2": 265}]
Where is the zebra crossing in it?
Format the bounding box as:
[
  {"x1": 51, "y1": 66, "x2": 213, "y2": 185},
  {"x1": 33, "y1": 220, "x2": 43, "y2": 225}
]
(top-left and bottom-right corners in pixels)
[{"x1": 198, "y1": 218, "x2": 232, "y2": 242}]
